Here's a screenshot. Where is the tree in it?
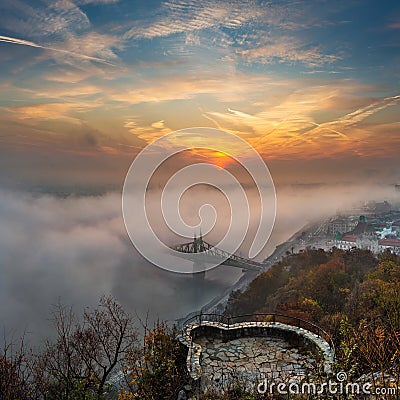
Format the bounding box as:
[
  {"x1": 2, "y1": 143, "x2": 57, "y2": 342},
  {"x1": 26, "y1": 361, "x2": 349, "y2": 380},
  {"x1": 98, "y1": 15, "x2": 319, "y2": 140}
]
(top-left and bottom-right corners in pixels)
[
  {"x1": 75, "y1": 296, "x2": 138, "y2": 398},
  {"x1": 120, "y1": 321, "x2": 189, "y2": 400},
  {"x1": 0, "y1": 333, "x2": 36, "y2": 400},
  {"x1": 33, "y1": 296, "x2": 138, "y2": 400},
  {"x1": 308, "y1": 260, "x2": 352, "y2": 313}
]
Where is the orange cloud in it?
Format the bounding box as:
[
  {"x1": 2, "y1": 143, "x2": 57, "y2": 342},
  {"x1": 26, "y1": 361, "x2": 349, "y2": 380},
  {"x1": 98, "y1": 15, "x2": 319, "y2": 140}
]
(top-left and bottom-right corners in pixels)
[
  {"x1": 124, "y1": 118, "x2": 172, "y2": 143},
  {"x1": 110, "y1": 73, "x2": 279, "y2": 105},
  {"x1": 204, "y1": 86, "x2": 400, "y2": 159},
  {"x1": 8, "y1": 103, "x2": 85, "y2": 124}
]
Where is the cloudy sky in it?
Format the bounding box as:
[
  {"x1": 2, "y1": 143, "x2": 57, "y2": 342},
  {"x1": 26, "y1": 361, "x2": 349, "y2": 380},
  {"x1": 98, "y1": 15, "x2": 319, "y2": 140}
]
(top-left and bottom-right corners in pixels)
[
  {"x1": 0, "y1": 0, "x2": 400, "y2": 342},
  {"x1": 0, "y1": 0, "x2": 399, "y2": 187}
]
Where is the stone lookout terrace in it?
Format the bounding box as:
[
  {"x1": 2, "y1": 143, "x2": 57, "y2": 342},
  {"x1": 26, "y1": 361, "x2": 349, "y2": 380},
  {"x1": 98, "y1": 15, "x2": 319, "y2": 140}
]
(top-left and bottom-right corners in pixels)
[{"x1": 177, "y1": 313, "x2": 335, "y2": 392}]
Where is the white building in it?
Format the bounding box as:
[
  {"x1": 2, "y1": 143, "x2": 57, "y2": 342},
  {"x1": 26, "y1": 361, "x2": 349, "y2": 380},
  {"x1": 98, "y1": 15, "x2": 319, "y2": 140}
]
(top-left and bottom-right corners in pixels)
[
  {"x1": 336, "y1": 234, "x2": 357, "y2": 250},
  {"x1": 378, "y1": 238, "x2": 400, "y2": 255}
]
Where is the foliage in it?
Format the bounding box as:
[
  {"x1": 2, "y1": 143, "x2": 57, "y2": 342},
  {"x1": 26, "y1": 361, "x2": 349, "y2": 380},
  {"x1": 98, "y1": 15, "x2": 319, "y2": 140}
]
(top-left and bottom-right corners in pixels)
[
  {"x1": 225, "y1": 248, "x2": 376, "y2": 318},
  {"x1": 119, "y1": 321, "x2": 189, "y2": 400},
  {"x1": 225, "y1": 248, "x2": 400, "y2": 381}
]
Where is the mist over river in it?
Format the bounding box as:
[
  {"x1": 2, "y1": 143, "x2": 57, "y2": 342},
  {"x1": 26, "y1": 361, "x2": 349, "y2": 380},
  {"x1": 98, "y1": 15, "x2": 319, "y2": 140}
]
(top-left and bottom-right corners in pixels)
[{"x1": 0, "y1": 183, "x2": 398, "y2": 346}]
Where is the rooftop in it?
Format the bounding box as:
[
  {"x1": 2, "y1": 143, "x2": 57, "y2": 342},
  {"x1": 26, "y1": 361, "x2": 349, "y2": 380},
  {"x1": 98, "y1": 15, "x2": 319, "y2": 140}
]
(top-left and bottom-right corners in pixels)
[{"x1": 378, "y1": 238, "x2": 400, "y2": 247}]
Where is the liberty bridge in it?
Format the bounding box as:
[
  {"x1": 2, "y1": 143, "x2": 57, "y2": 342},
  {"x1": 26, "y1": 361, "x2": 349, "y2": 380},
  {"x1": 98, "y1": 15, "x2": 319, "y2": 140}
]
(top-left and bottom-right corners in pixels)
[{"x1": 171, "y1": 234, "x2": 265, "y2": 272}]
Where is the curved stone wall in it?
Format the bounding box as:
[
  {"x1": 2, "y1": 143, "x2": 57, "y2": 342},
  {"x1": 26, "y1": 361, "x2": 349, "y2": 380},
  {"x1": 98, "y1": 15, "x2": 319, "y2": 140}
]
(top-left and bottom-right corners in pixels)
[{"x1": 178, "y1": 320, "x2": 335, "y2": 380}]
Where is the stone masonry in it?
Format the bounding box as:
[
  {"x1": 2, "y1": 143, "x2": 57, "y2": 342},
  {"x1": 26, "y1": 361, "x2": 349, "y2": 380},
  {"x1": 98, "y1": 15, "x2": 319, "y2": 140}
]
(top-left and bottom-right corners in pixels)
[
  {"x1": 197, "y1": 335, "x2": 317, "y2": 392},
  {"x1": 177, "y1": 320, "x2": 335, "y2": 392}
]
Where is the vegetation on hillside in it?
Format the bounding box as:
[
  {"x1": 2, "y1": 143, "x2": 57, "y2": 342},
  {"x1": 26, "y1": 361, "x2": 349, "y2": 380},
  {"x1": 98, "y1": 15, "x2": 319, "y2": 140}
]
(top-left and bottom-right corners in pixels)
[{"x1": 225, "y1": 248, "x2": 400, "y2": 380}]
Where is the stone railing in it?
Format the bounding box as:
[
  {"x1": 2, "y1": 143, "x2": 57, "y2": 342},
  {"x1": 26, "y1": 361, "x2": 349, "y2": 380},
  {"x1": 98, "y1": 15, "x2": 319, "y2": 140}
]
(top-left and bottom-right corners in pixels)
[{"x1": 177, "y1": 313, "x2": 335, "y2": 380}]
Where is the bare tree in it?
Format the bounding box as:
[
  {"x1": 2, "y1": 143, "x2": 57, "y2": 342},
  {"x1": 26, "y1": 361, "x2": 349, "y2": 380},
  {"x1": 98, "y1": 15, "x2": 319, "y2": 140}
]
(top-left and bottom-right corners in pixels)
[
  {"x1": 0, "y1": 331, "x2": 36, "y2": 400},
  {"x1": 74, "y1": 295, "x2": 138, "y2": 397},
  {"x1": 32, "y1": 296, "x2": 138, "y2": 400}
]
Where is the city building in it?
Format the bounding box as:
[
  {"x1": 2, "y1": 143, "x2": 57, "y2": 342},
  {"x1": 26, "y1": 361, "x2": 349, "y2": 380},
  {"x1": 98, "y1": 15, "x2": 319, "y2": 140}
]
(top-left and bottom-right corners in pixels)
[
  {"x1": 335, "y1": 216, "x2": 379, "y2": 253},
  {"x1": 336, "y1": 234, "x2": 357, "y2": 250},
  {"x1": 327, "y1": 217, "x2": 358, "y2": 236},
  {"x1": 378, "y1": 238, "x2": 400, "y2": 255},
  {"x1": 335, "y1": 214, "x2": 400, "y2": 254}
]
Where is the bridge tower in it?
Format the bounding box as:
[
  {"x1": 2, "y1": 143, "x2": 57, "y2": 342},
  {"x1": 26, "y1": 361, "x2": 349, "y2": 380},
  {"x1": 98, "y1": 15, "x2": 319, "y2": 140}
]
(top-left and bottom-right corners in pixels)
[
  {"x1": 193, "y1": 231, "x2": 205, "y2": 254},
  {"x1": 192, "y1": 231, "x2": 206, "y2": 279}
]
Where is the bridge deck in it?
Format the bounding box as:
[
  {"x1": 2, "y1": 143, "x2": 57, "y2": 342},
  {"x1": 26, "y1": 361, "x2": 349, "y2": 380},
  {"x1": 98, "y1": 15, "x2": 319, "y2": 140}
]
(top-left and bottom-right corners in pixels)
[{"x1": 172, "y1": 238, "x2": 265, "y2": 271}]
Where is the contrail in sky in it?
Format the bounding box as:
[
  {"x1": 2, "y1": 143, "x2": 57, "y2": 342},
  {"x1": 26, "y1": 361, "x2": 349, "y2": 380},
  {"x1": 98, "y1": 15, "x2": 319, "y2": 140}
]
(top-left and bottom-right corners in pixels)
[
  {"x1": 0, "y1": 35, "x2": 116, "y2": 66},
  {"x1": 308, "y1": 94, "x2": 400, "y2": 137}
]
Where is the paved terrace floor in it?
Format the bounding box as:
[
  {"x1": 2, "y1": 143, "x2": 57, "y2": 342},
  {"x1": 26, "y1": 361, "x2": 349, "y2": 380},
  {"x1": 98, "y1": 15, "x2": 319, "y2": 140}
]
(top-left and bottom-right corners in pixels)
[{"x1": 196, "y1": 335, "x2": 317, "y2": 391}]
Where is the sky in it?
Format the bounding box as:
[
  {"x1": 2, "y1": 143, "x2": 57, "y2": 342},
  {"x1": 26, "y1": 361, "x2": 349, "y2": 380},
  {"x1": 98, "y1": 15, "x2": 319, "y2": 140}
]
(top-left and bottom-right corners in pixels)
[
  {"x1": 0, "y1": 0, "x2": 399, "y2": 188},
  {"x1": 0, "y1": 0, "x2": 400, "y2": 342}
]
